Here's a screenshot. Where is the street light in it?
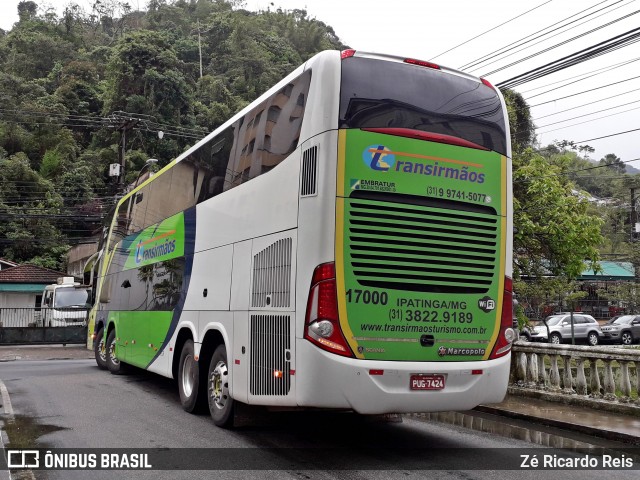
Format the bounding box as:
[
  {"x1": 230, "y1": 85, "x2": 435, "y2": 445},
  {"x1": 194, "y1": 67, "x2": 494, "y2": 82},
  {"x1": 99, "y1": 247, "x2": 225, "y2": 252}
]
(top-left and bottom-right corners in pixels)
[{"x1": 133, "y1": 158, "x2": 158, "y2": 190}]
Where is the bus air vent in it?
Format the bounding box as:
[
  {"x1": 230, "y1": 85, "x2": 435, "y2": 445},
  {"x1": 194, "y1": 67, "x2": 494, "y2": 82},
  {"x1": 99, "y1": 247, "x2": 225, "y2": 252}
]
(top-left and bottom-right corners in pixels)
[
  {"x1": 251, "y1": 238, "x2": 293, "y2": 307},
  {"x1": 301, "y1": 146, "x2": 318, "y2": 196},
  {"x1": 250, "y1": 314, "x2": 292, "y2": 396},
  {"x1": 346, "y1": 197, "x2": 499, "y2": 294}
]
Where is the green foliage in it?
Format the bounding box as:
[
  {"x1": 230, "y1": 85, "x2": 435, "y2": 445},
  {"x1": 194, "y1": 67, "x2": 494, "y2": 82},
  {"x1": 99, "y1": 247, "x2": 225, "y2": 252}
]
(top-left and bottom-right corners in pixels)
[
  {"x1": 502, "y1": 88, "x2": 535, "y2": 153},
  {"x1": 513, "y1": 148, "x2": 604, "y2": 280},
  {"x1": 0, "y1": 153, "x2": 66, "y2": 266},
  {"x1": 599, "y1": 153, "x2": 625, "y2": 175},
  {"x1": 40, "y1": 149, "x2": 63, "y2": 179}
]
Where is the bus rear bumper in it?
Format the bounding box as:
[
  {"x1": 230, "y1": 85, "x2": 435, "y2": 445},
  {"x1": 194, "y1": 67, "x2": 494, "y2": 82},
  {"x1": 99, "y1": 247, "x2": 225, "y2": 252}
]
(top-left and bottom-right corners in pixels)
[{"x1": 295, "y1": 339, "x2": 510, "y2": 414}]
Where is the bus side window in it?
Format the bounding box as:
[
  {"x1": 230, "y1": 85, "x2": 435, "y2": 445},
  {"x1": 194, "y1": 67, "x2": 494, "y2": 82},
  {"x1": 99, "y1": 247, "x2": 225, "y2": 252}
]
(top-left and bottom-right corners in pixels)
[{"x1": 99, "y1": 275, "x2": 112, "y2": 304}]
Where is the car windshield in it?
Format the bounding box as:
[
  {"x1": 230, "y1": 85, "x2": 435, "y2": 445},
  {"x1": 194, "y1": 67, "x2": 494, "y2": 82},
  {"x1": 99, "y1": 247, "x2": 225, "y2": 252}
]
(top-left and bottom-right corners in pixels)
[
  {"x1": 544, "y1": 316, "x2": 565, "y2": 326},
  {"x1": 612, "y1": 315, "x2": 634, "y2": 325},
  {"x1": 54, "y1": 287, "x2": 89, "y2": 308}
]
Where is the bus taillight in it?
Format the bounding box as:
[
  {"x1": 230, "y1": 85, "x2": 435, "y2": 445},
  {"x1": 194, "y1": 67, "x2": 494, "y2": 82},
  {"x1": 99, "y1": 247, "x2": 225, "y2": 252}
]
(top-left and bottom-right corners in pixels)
[
  {"x1": 404, "y1": 58, "x2": 440, "y2": 70},
  {"x1": 341, "y1": 49, "x2": 356, "y2": 59},
  {"x1": 489, "y1": 276, "x2": 516, "y2": 359},
  {"x1": 480, "y1": 77, "x2": 497, "y2": 91},
  {"x1": 304, "y1": 262, "x2": 354, "y2": 357}
]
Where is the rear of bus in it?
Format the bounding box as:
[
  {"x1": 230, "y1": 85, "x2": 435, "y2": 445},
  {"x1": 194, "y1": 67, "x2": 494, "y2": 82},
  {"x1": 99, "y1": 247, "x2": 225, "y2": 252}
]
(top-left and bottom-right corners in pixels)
[{"x1": 297, "y1": 50, "x2": 513, "y2": 414}]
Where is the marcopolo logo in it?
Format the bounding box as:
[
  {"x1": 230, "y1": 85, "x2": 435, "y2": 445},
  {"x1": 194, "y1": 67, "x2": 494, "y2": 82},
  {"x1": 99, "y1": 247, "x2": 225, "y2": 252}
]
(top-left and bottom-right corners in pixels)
[
  {"x1": 438, "y1": 346, "x2": 486, "y2": 357},
  {"x1": 478, "y1": 296, "x2": 496, "y2": 313},
  {"x1": 363, "y1": 145, "x2": 396, "y2": 172},
  {"x1": 135, "y1": 230, "x2": 177, "y2": 265}
]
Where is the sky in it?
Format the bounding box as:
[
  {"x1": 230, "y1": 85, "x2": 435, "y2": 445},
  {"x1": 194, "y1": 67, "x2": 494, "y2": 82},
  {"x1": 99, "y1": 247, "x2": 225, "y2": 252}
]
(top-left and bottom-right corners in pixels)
[{"x1": 2, "y1": 0, "x2": 639, "y2": 168}]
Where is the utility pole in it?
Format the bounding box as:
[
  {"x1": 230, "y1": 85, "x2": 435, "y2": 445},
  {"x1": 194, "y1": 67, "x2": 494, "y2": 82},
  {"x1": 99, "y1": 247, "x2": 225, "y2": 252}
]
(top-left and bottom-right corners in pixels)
[
  {"x1": 113, "y1": 116, "x2": 139, "y2": 193},
  {"x1": 197, "y1": 20, "x2": 203, "y2": 79},
  {"x1": 631, "y1": 188, "x2": 637, "y2": 242}
]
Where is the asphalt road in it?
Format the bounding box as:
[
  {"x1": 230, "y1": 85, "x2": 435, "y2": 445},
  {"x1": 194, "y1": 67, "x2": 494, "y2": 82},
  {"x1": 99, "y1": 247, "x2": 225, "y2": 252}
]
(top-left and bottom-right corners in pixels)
[{"x1": 0, "y1": 359, "x2": 638, "y2": 480}]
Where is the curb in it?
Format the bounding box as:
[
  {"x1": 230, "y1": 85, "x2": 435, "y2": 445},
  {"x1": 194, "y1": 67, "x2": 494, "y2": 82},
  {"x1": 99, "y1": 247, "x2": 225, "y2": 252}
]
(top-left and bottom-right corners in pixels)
[{"x1": 474, "y1": 404, "x2": 640, "y2": 445}]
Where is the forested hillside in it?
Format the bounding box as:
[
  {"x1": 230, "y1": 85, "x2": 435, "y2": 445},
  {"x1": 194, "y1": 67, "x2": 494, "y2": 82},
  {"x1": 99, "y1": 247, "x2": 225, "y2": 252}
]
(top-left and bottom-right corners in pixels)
[{"x1": 0, "y1": 0, "x2": 347, "y2": 269}]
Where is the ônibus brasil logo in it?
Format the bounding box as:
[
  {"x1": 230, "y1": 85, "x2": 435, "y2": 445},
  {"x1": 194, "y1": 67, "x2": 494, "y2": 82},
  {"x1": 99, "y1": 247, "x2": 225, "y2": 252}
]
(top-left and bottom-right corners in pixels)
[
  {"x1": 363, "y1": 145, "x2": 396, "y2": 172},
  {"x1": 135, "y1": 230, "x2": 177, "y2": 264}
]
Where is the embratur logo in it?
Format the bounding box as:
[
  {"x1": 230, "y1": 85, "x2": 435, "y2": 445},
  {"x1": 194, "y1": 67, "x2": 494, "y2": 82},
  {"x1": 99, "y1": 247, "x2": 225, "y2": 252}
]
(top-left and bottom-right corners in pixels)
[
  {"x1": 362, "y1": 145, "x2": 396, "y2": 172},
  {"x1": 350, "y1": 179, "x2": 361, "y2": 190}
]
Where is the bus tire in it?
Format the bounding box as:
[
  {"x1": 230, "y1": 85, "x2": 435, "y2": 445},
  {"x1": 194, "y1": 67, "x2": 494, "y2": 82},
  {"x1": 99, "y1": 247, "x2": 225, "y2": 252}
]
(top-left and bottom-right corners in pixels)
[
  {"x1": 106, "y1": 329, "x2": 126, "y2": 375},
  {"x1": 178, "y1": 340, "x2": 201, "y2": 413},
  {"x1": 94, "y1": 328, "x2": 108, "y2": 370},
  {"x1": 208, "y1": 345, "x2": 234, "y2": 428}
]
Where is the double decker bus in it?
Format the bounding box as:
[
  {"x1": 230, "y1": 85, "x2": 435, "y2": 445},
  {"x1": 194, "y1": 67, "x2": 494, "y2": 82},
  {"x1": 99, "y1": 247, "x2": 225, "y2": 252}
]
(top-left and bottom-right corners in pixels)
[{"x1": 88, "y1": 49, "x2": 514, "y2": 427}]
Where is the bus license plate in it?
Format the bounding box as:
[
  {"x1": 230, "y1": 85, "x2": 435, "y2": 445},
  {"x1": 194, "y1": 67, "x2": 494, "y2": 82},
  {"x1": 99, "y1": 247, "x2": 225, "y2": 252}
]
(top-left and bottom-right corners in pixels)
[{"x1": 410, "y1": 374, "x2": 445, "y2": 390}]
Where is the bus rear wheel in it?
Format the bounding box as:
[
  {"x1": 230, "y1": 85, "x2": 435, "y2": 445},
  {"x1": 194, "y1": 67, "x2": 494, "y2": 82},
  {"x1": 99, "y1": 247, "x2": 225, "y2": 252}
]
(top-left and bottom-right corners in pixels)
[
  {"x1": 94, "y1": 328, "x2": 108, "y2": 370},
  {"x1": 208, "y1": 345, "x2": 234, "y2": 428},
  {"x1": 106, "y1": 330, "x2": 127, "y2": 375},
  {"x1": 178, "y1": 339, "x2": 203, "y2": 413}
]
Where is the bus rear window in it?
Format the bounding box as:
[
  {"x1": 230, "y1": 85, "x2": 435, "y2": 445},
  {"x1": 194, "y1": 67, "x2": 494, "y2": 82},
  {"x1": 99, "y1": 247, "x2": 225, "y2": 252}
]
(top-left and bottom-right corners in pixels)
[{"x1": 339, "y1": 57, "x2": 507, "y2": 156}]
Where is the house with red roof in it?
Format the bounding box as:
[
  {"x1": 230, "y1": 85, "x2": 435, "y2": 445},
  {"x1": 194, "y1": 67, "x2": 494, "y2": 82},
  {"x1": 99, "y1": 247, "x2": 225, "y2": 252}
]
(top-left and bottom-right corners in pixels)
[
  {"x1": 0, "y1": 264, "x2": 75, "y2": 309},
  {"x1": 0, "y1": 258, "x2": 18, "y2": 271}
]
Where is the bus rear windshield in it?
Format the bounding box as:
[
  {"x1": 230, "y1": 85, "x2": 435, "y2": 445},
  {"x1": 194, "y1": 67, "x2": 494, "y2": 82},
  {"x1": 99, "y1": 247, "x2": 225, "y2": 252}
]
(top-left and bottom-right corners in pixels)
[{"x1": 339, "y1": 57, "x2": 507, "y2": 156}]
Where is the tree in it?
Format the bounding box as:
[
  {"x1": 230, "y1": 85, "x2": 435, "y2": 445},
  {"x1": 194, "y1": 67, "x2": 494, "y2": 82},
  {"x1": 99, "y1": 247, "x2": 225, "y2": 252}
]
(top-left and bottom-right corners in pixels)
[
  {"x1": 0, "y1": 153, "x2": 67, "y2": 268},
  {"x1": 599, "y1": 153, "x2": 626, "y2": 175},
  {"x1": 513, "y1": 148, "x2": 603, "y2": 281},
  {"x1": 502, "y1": 89, "x2": 535, "y2": 153}
]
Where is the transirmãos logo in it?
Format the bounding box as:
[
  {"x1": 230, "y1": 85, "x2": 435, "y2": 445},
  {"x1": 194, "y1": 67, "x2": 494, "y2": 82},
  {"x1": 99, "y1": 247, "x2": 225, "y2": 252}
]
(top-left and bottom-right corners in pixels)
[
  {"x1": 135, "y1": 230, "x2": 177, "y2": 264},
  {"x1": 362, "y1": 145, "x2": 486, "y2": 184},
  {"x1": 363, "y1": 145, "x2": 396, "y2": 171}
]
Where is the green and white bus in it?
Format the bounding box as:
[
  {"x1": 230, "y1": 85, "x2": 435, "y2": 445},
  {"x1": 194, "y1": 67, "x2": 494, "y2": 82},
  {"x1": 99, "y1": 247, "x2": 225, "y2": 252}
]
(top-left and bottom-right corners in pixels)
[{"x1": 88, "y1": 49, "x2": 514, "y2": 427}]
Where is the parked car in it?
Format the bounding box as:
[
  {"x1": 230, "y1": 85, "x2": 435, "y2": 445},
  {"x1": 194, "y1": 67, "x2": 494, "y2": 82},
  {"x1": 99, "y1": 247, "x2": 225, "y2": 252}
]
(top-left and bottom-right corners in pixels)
[
  {"x1": 600, "y1": 315, "x2": 640, "y2": 345},
  {"x1": 528, "y1": 313, "x2": 602, "y2": 345}
]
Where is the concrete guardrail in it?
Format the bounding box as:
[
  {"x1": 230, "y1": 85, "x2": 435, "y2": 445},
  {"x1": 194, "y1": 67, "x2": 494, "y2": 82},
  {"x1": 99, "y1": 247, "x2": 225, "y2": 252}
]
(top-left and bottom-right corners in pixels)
[{"x1": 510, "y1": 341, "x2": 640, "y2": 415}]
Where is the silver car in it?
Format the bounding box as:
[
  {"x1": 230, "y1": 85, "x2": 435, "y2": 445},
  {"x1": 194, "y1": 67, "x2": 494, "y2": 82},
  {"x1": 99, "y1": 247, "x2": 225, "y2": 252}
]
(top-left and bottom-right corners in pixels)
[
  {"x1": 600, "y1": 315, "x2": 640, "y2": 345},
  {"x1": 529, "y1": 313, "x2": 602, "y2": 345}
]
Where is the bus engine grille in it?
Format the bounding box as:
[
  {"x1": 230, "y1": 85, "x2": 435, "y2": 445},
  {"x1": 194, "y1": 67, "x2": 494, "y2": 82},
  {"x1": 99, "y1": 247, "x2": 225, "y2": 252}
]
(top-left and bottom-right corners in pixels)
[
  {"x1": 346, "y1": 198, "x2": 499, "y2": 294},
  {"x1": 249, "y1": 314, "x2": 291, "y2": 396}
]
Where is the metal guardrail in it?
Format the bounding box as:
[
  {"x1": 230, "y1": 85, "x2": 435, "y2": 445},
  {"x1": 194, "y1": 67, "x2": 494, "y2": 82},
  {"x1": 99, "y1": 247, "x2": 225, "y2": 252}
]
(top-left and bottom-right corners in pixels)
[
  {"x1": 511, "y1": 342, "x2": 640, "y2": 405},
  {"x1": 0, "y1": 307, "x2": 89, "y2": 328},
  {"x1": 0, "y1": 307, "x2": 89, "y2": 345}
]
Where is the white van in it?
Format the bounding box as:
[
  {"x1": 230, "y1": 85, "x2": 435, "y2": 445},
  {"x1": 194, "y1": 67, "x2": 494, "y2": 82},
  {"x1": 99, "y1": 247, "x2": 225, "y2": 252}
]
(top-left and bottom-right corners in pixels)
[{"x1": 41, "y1": 277, "x2": 90, "y2": 327}]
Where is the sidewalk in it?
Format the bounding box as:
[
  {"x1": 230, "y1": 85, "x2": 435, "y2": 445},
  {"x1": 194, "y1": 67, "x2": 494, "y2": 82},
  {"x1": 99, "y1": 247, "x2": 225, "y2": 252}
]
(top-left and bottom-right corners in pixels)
[
  {"x1": 0, "y1": 343, "x2": 93, "y2": 362},
  {"x1": 478, "y1": 394, "x2": 640, "y2": 445}
]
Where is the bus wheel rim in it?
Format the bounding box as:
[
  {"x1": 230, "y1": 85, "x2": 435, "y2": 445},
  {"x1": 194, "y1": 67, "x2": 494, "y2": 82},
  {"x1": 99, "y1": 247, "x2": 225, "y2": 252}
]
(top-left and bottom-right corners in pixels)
[
  {"x1": 109, "y1": 339, "x2": 119, "y2": 366},
  {"x1": 182, "y1": 354, "x2": 195, "y2": 397},
  {"x1": 211, "y1": 361, "x2": 229, "y2": 409},
  {"x1": 98, "y1": 337, "x2": 107, "y2": 363}
]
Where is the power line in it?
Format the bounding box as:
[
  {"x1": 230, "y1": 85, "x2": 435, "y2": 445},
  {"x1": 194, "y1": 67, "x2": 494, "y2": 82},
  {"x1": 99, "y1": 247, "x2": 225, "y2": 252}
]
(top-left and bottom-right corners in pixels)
[
  {"x1": 514, "y1": 155, "x2": 640, "y2": 184},
  {"x1": 460, "y1": 0, "x2": 628, "y2": 70},
  {"x1": 495, "y1": 27, "x2": 640, "y2": 89},
  {"x1": 523, "y1": 57, "x2": 640, "y2": 100},
  {"x1": 533, "y1": 88, "x2": 640, "y2": 119},
  {"x1": 428, "y1": 0, "x2": 554, "y2": 61},
  {"x1": 538, "y1": 106, "x2": 640, "y2": 133},
  {"x1": 519, "y1": 55, "x2": 638, "y2": 94},
  {"x1": 536, "y1": 99, "x2": 640, "y2": 129},
  {"x1": 466, "y1": 1, "x2": 637, "y2": 74},
  {"x1": 575, "y1": 127, "x2": 640, "y2": 143},
  {"x1": 528, "y1": 74, "x2": 640, "y2": 107}
]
